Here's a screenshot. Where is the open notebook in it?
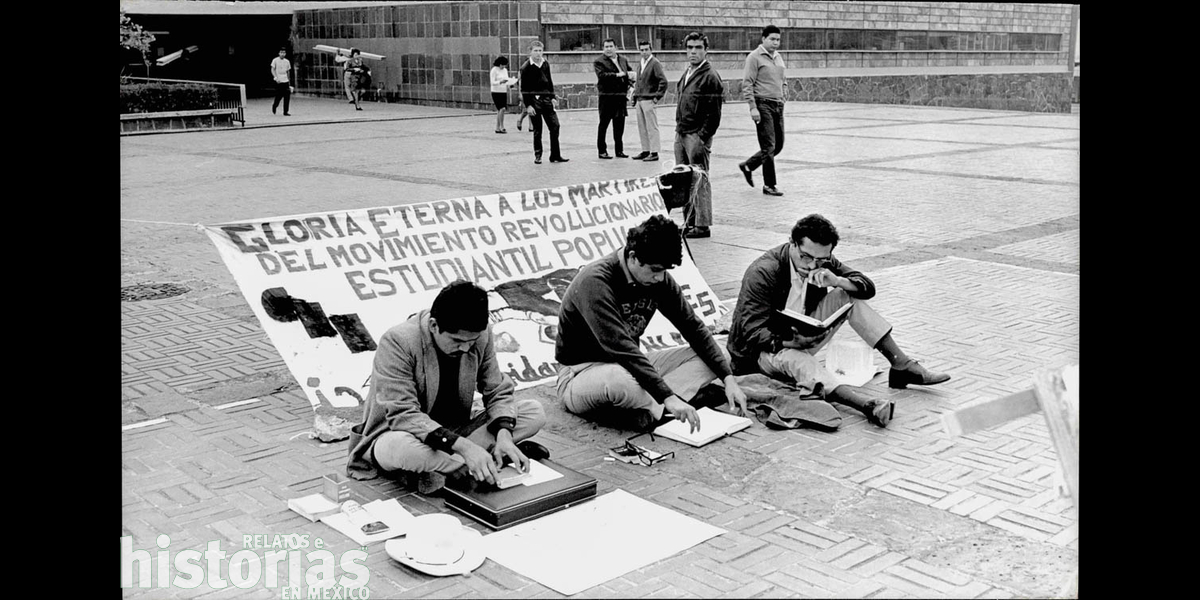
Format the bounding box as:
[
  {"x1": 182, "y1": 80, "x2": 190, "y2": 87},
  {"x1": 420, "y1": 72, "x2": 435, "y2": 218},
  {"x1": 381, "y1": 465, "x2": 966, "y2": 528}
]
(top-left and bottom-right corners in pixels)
[{"x1": 653, "y1": 407, "x2": 753, "y2": 447}]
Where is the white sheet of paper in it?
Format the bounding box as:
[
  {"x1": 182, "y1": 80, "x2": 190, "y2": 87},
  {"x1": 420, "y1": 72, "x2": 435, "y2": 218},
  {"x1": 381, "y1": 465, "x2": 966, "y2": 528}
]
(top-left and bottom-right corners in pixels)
[
  {"x1": 319, "y1": 499, "x2": 414, "y2": 545},
  {"x1": 828, "y1": 367, "x2": 883, "y2": 387},
  {"x1": 482, "y1": 489, "x2": 725, "y2": 595},
  {"x1": 519, "y1": 459, "x2": 563, "y2": 487}
]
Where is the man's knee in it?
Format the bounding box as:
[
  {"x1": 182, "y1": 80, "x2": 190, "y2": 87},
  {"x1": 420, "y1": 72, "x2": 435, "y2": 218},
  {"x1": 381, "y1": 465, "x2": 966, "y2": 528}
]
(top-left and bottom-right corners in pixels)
[
  {"x1": 372, "y1": 431, "x2": 435, "y2": 473},
  {"x1": 561, "y1": 364, "x2": 646, "y2": 413},
  {"x1": 515, "y1": 398, "x2": 547, "y2": 433}
]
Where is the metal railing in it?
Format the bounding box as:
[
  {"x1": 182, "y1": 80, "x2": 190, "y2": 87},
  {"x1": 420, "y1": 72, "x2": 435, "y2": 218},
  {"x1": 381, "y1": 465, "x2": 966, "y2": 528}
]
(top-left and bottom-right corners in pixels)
[{"x1": 121, "y1": 76, "x2": 246, "y2": 125}]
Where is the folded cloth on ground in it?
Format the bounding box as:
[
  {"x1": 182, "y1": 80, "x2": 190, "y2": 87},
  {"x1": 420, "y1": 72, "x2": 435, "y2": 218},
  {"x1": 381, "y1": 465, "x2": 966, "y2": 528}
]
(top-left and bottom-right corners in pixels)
[{"x1": 735, "y1": 373, "x2": 842, "y2": 432}]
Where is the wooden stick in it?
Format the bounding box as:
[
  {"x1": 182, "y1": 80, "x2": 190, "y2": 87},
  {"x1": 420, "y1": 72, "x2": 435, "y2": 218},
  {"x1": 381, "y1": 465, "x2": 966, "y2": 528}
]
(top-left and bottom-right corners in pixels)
[
  {"x1": 941, "y1": 388, "x2": 1040, "y2": 437},
  {"x1": 313, "y1": 45, "x2": 386, "y2": 60}
]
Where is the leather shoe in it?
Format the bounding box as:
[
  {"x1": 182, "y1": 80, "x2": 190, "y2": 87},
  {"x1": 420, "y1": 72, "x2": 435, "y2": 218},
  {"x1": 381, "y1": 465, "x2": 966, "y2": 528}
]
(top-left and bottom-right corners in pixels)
[
  {"x1": 643, "y1": 153, "x2": 659, "y2": 161},
  {"x1": 534, "y1": 156, "x2": 542, "y2": 164},
  {"x1": 413, "y1": 471, "x2": 446, "y2": 495},
  {"x1": 631, "y1": 151, "x2": 649, "y2": 160},
  {"x1": 598, "y1": 153, "x2": 613, "y2": 159},
  {"x1": 888, "y1": 360, "x2": 950, "y2": 389},
  {"x1": 688, "y1": 383, "x2": 727, "y2": 410},
  {"x1": 684, "y1": 226, "x2": 711, "y2": 239},
  {"x1": 762, "y1": 186, "x2": 783, "y2": 196},
  {"x1": 615, "y1": 152, "x2": 629, "y2": 158},
  {"x1": 550, "y1": 157, "x2": 570, "y2": 163},
  {"x1": 738, "y1": 162, "x2": 754, "y2": 187},
  {"x1": 516, "y1": 440, "x2": 551, "y2": 461}
]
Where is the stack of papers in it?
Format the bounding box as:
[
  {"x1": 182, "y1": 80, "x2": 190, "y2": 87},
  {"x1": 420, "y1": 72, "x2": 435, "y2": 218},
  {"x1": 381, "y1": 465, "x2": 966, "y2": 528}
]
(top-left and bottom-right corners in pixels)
[{"x1": 287, "y1": 493, "x2": 341, "y2": 522}]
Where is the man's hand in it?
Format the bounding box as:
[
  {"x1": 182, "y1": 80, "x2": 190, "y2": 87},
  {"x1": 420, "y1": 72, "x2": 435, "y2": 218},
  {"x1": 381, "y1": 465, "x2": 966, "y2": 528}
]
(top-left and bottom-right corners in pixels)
[
  {"x1": 807, "y1": 268, "x2": 842, "y2": 288},
  {"x1": 451, "y1": 437, "x2": 499, "y2": 485},
  {"x1": 527, "y1": 105, "x2": 536, "y2": 116},
  {"x1": 781, "y1": 328, "x2": 827, "y2": 350},
  {"x1": 722, "y1": 375, "x2": 749, "y2": 417},
  {"x1": 750, "y1": 107, "x2": 761, "y2": 124},
  {"x1": 663, "y1": 395, "x2": 701, "y2": 433},
  {"x1": 552, "y1": 98, "x2": 559, "y2": 109},
  {"x1": 491, "y1": 429, "x2": 529, "y2": 473}
]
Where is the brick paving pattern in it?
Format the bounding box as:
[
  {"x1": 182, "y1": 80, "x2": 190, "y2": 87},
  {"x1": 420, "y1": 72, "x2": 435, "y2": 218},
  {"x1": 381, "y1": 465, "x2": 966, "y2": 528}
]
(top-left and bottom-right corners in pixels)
[{"x1": 122, "y1": 96, "x2": 1079, "y2": 597}]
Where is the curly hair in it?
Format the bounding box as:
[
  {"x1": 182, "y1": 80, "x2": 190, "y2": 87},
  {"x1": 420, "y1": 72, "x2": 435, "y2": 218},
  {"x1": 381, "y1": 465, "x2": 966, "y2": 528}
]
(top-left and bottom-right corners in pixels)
[
  {"x1": 625, "y1": 214, "x2": 683, "y2": 268},
  {"x1": 493, "y1": 55, "x2": 509, "y2": 67},
  {"x1": 790, "y1": 214, "x2": 839, "y2": 248},
  {"x1": 430, "y1": 280, "x2": 489, "y2": 333}
]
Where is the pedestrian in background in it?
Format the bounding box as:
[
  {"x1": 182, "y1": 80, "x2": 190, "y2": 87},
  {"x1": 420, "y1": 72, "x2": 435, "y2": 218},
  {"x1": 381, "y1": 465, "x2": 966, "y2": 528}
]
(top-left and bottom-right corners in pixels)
[
  {"x1": 629, "y1": 40, "x2": 667, "y2": 161},
  {"x1": 345, "y1": 48, "x2": 366, "y2": 111},
  {"x1": 270, "y1": 47, "x2": 292, "y2": 116},
  {"x1": 738, "y1": 25, "x2": 788, "y2": 197},
  {"x1": 490, "y1": 56, "x2": 519, "y2": 133},
  {"x1": 334, "y1": 49, "x2": 354, "y2": 103},
  {"x1": 674, "y1": 32, "x2": 723, "y2": 239},
  {"x1": 519, "y1": 40, "x2": 569, "y2": 164},
  {"x1": 594, "y1": 39, "x2": 633, "y2": 159}
]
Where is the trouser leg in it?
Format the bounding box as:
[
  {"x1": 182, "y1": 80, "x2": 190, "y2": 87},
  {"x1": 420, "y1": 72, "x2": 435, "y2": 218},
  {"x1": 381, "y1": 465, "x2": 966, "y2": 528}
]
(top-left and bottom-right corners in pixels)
[
  {"x1": 613, "y1": 112, "x2": 625, "y2": 154},
  {"x1": 642, "y1": 101, "x2": 660, "y2": 153},
  {"x1": 637, "y1": 101, "x2": 651, "y2": 152},
  {"x1": 282, "y1": 84, "x2": 290, "y2": 114},
  {"x1": 371, "y1": 399, "x2": 546, "y2": 474},
  {"x1": 681, "y1": 132, "x2": 713, "y2": 227},
  {"x1": 760, "y1": 101, "x2": 781, "y2": 187},
  {"x1": 597, "y1": 109, "x2": 612, "y2": 154},
  {"x1": 272, "y1": 84, "x2": 284, "y2": 111},
  {"x1": 745, "y1": 98, "x2": 777, "y2": 174},
  {"x1": 558, "y1": 362, "x2": 663, "y2": 428},
  {"x1": 531, "y1": 112, "x2": 544, "y2": 157},
  {"x1": 545, "y1": 110, "x2": 562, "y2": 159}
]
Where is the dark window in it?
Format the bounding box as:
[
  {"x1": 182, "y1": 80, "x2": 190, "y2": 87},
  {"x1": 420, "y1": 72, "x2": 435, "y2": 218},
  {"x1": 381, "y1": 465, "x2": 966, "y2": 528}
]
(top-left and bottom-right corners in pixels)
[
  {"x1": 985, "y1": 33, "x2": 1009, "y2": 51},
  {"x1": 601, "y1": 25, "x2": 653, "y2": 50},
  {"x1": 863, "y1": 30, "x2": 897, "y2": 51},
  {"x1": 544, "y1": 25, "x2": 601, "y2": 51},
  {"x1": 831, "y1": 30, "x2": 865, "y2": 50},
  {"x1": 788, "y1": 29, "x2": 830, "y2": 50},
  {"x1": 657, "y1": 27, "x2": 693, "y2": 51},
  {"x1": 1010, "y1": 33, "x2": 1036, "y2": 51},
  {"x1": 897, "y1": 31, "x2": 928, "y2": 51},
  {"x1": 927, "y1": 31, "x2": 957, "y2": 51}
]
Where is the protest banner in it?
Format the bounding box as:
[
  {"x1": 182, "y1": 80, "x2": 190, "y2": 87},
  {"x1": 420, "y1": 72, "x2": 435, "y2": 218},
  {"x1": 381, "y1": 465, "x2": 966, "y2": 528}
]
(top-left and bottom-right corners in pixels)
[{"x1": 202, "y1": 176, "x2": 727, "y2": 411}]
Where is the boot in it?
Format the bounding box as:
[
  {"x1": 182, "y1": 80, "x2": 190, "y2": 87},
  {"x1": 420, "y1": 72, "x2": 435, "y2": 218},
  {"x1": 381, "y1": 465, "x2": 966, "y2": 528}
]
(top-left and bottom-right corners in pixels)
[
  {"x1": 889, "y1": 360, "x2": 950, "y2": 389},
  {"x1": 826, "y1": 385, "x2": 894, "y2": 428}
]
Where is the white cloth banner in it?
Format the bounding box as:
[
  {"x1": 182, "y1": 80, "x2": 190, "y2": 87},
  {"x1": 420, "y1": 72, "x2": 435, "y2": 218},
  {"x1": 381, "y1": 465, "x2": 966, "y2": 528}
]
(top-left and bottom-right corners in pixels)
[{"x1": 202, "y1": 177, "x2": 727, "y2": 409}]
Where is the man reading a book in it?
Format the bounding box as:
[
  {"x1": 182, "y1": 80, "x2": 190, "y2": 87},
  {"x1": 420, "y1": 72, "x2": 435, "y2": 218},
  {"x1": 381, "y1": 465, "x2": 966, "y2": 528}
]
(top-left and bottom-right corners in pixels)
[
  {"x1": 728, "y1": 214, "x2": 951, "y2": 427},
  {"x1": 555, "y1": 214, "x2": 748, "y2": 433},
  {"x1": 346, "y1": 280, "x2": 550, "y2": 495}
]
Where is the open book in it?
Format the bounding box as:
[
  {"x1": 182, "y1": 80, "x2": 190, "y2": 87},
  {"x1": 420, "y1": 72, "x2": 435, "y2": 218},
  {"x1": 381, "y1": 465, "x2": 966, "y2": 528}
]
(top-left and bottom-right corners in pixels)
[
  {"x1": 653, "y1": 407, "x2": 753, "y2": 447},
  {"x1": 777, "y1": 301, "x2": 852, "y2": 335}
]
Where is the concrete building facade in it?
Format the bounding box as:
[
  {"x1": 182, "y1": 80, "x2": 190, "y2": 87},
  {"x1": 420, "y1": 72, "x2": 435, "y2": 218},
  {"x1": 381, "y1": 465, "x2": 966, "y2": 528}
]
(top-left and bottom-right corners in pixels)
[{"x1": 291, "y1": 1, "x2": 1078, "y2": 113}]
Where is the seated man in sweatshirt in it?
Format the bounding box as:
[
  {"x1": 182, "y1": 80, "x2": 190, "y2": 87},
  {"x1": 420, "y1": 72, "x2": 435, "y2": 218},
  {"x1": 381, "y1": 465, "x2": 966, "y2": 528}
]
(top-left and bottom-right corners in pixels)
[
  {"x1": 554, "y1": 214, "x2": 747, "y2": 433},
  {"x1": 346, "y1": 280, "x2": 548, "y2": 494},
  {"x1": 727, "y1": 214, "x2": 951, "y2": 428}
]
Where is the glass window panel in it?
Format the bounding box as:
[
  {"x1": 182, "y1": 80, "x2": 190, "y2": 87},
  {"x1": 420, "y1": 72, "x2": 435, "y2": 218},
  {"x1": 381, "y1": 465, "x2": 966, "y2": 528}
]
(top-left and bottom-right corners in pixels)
[
  {"x1": 545, "y1": 24, "x2": 601, "y2": 51},
  {"x1": 1010, "y1": 33, "x2": 1035, "y2": 51},
  {"x1": 928, "y1": 31, "x2": 957, "y2": 50},
  {"x1": 863, "y1": 30, "x2": 896, "y2": 50},
  {"x1": 986, "y1": 33, "x2": 1009, "y2": 51},
  {"x1": 897, "y1": 31, "x2": 927, "y2": 51},
  {"x1": 788, "y1": 29, "x2": 828, "y2": 50},
  {"x1": 831, "y1": 29, "x2": 864, "y2": 50}
]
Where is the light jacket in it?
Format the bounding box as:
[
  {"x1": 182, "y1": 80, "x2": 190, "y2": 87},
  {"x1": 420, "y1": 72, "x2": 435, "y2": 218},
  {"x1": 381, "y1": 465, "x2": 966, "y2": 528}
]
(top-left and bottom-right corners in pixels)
[{"x1": 345, "y1": 310, "x2": 516, "y2": 480}]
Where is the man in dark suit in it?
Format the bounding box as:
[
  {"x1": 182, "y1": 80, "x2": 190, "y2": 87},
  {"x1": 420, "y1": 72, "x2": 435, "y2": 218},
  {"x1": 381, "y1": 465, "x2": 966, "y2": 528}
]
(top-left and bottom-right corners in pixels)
[
  {"x1": 593, "y1": 39, "x2": 633, "y2": 159},
  {"x1": 629, "y1": 40, "x2": 668, "y2": 161}
]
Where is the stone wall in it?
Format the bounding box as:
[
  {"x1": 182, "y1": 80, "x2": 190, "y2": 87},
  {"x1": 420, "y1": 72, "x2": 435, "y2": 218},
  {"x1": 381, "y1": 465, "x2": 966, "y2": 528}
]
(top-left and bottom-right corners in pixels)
[
  {"x1": 554, "y1": 71, "x2": 1073, "y2": 113},
  {"x1": 291, "y1": 1, "x2": 1077, "y2": 112}
]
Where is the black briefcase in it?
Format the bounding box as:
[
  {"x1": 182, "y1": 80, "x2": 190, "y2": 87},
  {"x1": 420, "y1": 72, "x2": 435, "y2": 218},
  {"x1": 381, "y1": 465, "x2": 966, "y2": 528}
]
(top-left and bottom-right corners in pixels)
[{"x1": 441, "y1": 459, "x2": 597, "y2": 530}]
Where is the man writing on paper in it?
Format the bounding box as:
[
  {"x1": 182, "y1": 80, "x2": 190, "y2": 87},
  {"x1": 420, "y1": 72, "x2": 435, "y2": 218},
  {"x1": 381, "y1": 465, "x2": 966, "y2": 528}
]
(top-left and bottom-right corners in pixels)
[
  {"x1": 555, "y1": 214, "x2": 748, "y2": 434},
  {"x1": 728, "y1": 214, "x2": 952, "y2": 428},
  {"x1": 347, "y1": 281, "x2": 550, "y2": 495}
]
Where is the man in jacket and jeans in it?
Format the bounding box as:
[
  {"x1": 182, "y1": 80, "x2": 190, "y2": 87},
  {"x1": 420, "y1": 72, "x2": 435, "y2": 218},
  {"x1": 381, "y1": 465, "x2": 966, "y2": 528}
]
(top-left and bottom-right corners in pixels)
[
  {"x1": 727, "y1": 214, "x2": 952, "y2": 428},
  {"x1": 520, "y1": 40, "x2": 570, "y2": 165},
  {"x1": 738, "y1": 25, "x2": 788, "y2": 197},
  {"x1": 630, "y1": 40, "x2": 668, "y2": 162},
  {"x1": 674, "y1": 32, "x2": 724, "y2": 239}
]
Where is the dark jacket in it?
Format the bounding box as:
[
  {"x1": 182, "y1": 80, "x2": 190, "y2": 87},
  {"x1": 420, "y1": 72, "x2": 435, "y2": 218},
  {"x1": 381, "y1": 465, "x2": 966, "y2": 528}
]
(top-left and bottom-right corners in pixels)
[
  {"x1": 632, "y1": 55, "x2": 668, "y2": 102},
  {"x1": 519, "y1": 58, "x2": 556, "y2": 109},
  {"x1": 594, "y1": 53, "x2": 633, "y2": 96},
  {"x1": 555, "y1": 250, "x2": 732, "y2": 403},
  {"x1": 674, "y1": 60, "x2": 724, "y2": 139},
  {"x1": 345, "y1": 310, "x2": 517, "y2": 480},
  {"x1": 727, "y1": 243, "x2": 877, "y2": 375}
]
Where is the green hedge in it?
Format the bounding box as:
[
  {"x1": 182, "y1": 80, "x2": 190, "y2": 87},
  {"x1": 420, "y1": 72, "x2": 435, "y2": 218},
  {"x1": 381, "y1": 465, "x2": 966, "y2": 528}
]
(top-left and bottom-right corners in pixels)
[{"x1": 120, "y1": 82, "x2": 219, "y2": 114}]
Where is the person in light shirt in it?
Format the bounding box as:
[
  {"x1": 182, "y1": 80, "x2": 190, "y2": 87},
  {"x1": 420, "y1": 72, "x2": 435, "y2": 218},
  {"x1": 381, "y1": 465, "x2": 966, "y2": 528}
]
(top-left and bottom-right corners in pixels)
[{"x1": 269, "y1": 47, "x2": 292, "y2": 116}]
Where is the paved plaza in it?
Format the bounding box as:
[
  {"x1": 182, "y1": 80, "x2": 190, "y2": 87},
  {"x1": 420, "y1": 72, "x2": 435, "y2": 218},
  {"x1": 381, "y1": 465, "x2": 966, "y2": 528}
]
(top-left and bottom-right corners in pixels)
[{"x1": 121, "y1": 94, "x2": 1079, "y2": 598}]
